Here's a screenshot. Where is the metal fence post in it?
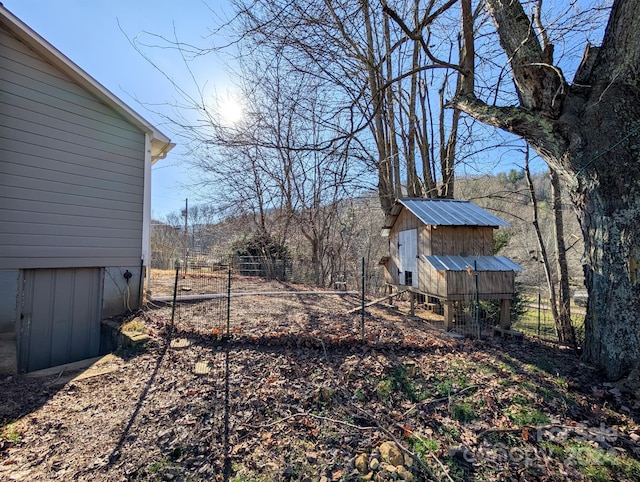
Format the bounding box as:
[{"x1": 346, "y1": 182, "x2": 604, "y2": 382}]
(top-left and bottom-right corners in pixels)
[
  {"x1": 170, "y1": 264, "x2": 179, "y2": 337},
  {"x1": 227, "y1": 264, "x2": 232, "y2": 337},
  {"x1": 361, "y1": 257, "x2": 365, "y2": 341},
  {"x1": 474, "y1": 260, "x2": 480, "y2": 339}
]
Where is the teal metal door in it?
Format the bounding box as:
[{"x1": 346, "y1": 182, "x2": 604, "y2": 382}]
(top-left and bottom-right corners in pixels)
[{"x1": 18, "y1": 268, "x2": 103, "y2": 372}]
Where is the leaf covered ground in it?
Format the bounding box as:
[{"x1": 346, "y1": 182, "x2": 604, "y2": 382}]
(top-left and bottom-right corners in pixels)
[{"x1": 2, "y1": 279, "x2": 640, "y2": 481}]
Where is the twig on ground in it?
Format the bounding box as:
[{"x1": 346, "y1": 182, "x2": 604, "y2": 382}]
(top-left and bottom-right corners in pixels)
[
  {"x1": 316, "y1": 338, "x2": 329, "y2": 362},
  {"x1": 247, "y1": 412, "x2": 376, "y2": 431},
  {"x1": 402, "y1": 385, "x2": 478, "y2": 417},
  {"x1": 52, "y1": 367, "x2": 67, "y2": 384},
  {"x1": 408, "y1": 430, "x2": 455, "y2": 482}
]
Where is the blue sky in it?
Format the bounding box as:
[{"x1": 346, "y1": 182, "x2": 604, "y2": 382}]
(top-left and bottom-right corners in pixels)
[{"x1": 3, "y1": 0, "x2": 233, "y2": 218}]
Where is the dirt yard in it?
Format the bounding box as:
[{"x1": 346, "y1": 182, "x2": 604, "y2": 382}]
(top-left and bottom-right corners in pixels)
[{"x1": 1, "y1": 275, "x2": 640, "y2": 481}]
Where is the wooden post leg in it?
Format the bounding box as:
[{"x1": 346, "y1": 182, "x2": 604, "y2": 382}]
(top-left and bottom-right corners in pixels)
[
  {"x1": 444, "y1": 300, "x2": 453, "y2": 331},
  {"x1": 410, "y1": 291, "x2": 415, "y2": 316},
  {"x1": 500, "y1": 299, "x2": 511, "y2": 329},
  {"x1": 388, "y1": 285, "x2": 394, "y2": 306}
]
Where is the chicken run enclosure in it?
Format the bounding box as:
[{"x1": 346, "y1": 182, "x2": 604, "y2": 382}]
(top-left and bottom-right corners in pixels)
[{"x1": 147, "y1": 258, "x2": 518, "y2": 342}]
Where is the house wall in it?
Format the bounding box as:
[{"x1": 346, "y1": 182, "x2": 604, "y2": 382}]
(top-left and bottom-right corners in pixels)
[
  {"x1": 0, "y1": 23, "x2": 149, "y2": 373},
  {"x1": 0, "y1": 270, "x2": 18, "y2": 334},
  {"x1": 0, "y1": 25, "x2": 146, "y2": 270},
  {"x1": 103, "y1": 266, "x2": 143, "y2": 318}
]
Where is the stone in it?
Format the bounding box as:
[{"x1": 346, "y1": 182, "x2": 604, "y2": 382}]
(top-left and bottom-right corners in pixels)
[
  {"x1": 396, "y1": 465, "x2": 415, "y2": 481},
  {"x1": 194, "y1": 361, "x2": 210, "y2": 375},
  {"x1": 170, "y1": 338, "x2": 191, "y2": 349},
  {"x1": 355, "y1": 453, "x2": 368, "y2": 473},
  {"x1": 379, "y1": 441, "x2": 405, "y2": 467},
  {"x1": 384, "y1": 463, "x2": 397, "y2": 473},
  {"x1": 369, "y1": 457, "x2": 380, "y2": 470}
]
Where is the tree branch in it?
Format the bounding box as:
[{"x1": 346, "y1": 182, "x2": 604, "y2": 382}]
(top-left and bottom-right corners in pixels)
[
  {"x1": 449, "y1": 93, "x2": 563, "y2": 162},
  {"x1": 485, "y1": 0, "x2": 565, "y2": 114},
  {"x1": 382, "y1": 2, "x2": 464, "y2": 73},
  {"x1": 589, "y1": 0, "x2": 640, "y2": 84}
]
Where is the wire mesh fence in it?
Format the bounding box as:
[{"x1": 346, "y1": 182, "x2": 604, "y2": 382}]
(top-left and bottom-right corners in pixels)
[
  {"x1": 512, "y1": 304, "x2": 586, "y2": 347},
  {"x1": 148, "y1": 260, "x2": 364, "y2": 341},
  {"x1": 147, "y1": 251, "x2": 584, "y2": 349}
]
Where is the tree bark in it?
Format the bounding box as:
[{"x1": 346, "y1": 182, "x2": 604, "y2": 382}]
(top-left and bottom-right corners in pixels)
[
  {"x1": 405, "y1": 39, "x2": 423, "y2": 198},
  {"x1": 360, "y1": 0, "x2": 394, "y2": 214},
  {"x1": 383, "y1": 13, "x2": 402, "y2": 200}
]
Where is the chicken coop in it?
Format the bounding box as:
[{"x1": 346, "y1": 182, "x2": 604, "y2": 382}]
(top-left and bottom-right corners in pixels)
[{"x1": 380, "y1": 198, "x2": 523, "y2": 332}]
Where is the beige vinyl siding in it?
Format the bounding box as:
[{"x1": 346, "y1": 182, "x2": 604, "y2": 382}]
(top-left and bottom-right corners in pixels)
[{"x1": 0, "y1": 26, "x2": 146, "y2": 269}]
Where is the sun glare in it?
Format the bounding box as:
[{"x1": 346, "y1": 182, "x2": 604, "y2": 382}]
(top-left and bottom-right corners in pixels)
[{"x1": 219, "y1": 97, "x2": 244, "y2": 125}]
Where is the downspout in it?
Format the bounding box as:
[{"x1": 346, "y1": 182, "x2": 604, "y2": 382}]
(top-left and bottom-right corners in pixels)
[{"x1": 142, "y1": 132, "x2": 153, "y2": 302}]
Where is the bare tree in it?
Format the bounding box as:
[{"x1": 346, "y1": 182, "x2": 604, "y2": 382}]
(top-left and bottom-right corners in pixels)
[
  {"x1": 150, "y1": 215, "x2": 182, "y2": 270},
  {"x1": 524, "y1": 149, "x2": 576, "y2": 350},
  {"x1": 228, "y1": 0, "x2": 475, "y2": 213}
]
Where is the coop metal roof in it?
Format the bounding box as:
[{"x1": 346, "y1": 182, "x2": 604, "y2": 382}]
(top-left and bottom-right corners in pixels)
[
  {"x1": 423, "y1": 255, "x2": 524, "y2": 272},
  {"x1": 382, "y1": 198, "x2": 510, "y2": 232}
]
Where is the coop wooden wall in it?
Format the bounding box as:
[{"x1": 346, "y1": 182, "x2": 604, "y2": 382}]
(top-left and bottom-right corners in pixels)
[
  {"x1": 419, "y1": 262, "x2": 446, "y2": 297},
  {"x1": 419, "y1": 267, "x2": 514, "y2": 300},
  {"x1": 429, "y1": 226, "x2": 494, "y2": 256},
  {"x1": 387, "y1": 208, "x2": 504, "y2": 294},
  {"x1": 445, "y1": 270, "x2": 514, "y2": 300},
  {"x1": 394, "y1": 209, "x2": 422, "y2": 231}
]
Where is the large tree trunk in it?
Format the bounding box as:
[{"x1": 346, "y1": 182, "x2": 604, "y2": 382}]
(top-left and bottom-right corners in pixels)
[
  {"x1": 360, "y1": 0, "x2": 394, "y2": 215},
  {"x1": 578, "y1": 183, "x2": 640, "y2": 378},
  {"x1": 570, "y1": 80, "x2": 640, "y2": 377},
  {"x1": 451, "y1": 0, "x2": 640, "y2": 379}
]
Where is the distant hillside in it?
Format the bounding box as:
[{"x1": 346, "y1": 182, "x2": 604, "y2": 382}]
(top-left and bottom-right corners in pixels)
[{"x1": 151, "y1": 173, "x2": 584, "y2": 295}]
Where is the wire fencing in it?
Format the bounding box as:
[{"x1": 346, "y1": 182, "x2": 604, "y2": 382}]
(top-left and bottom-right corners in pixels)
[
  {"x1": 147, "y1": 252, "x2": 583, "y2": 350},
  {"x1": 511, "y1": 304, "x2": 586, "y2": 347},
  {"x1": 148, "y1": 257, "x2": 364, "y2": 341}
]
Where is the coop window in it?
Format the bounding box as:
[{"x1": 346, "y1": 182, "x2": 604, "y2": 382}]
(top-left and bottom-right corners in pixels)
[{"x1": 404, "y1": 271, "x2": 413, "y2": 286}]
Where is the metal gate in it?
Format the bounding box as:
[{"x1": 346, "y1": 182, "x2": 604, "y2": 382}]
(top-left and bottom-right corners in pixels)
[{"x1": 18, "y1": 268, "x2": 103, "y2": 373}]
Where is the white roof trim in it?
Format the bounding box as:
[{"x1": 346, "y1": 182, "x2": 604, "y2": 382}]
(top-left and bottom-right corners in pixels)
[{"x1": 0, "y1": 5, "x2": 175, "y2": 162}]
